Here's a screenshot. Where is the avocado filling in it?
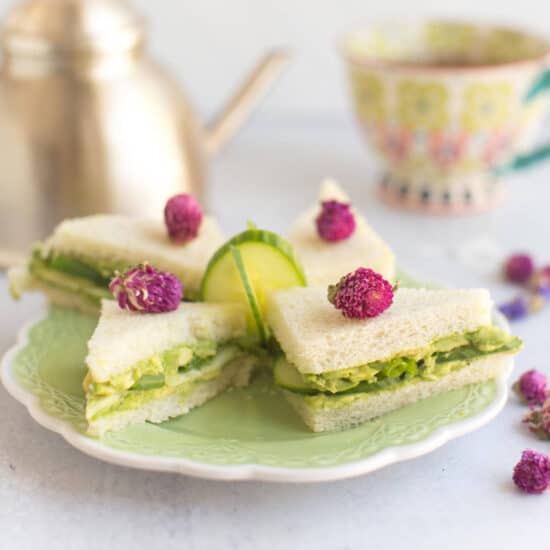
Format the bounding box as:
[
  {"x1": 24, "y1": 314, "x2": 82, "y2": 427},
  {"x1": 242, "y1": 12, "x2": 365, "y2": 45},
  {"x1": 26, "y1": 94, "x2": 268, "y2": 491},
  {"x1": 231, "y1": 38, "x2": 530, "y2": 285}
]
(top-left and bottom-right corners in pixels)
[
  {"x1": 28, "y1": 247, "x2": 200, "y2": 305},
  {"x1": 85, "y1": 341, "x2": 248, "y2": 421},
  {"x1": 274, "y1": 326, "x2": 522, "y2": 407},
  {"x1": 28, "y1": 247, "x2": 122, "y2": 307}
]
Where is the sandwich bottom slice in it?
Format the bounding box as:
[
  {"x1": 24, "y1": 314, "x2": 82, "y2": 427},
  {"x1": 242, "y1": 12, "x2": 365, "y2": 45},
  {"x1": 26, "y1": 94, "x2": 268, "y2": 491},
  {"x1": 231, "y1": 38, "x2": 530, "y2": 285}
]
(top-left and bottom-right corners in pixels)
[
  {"x1": 267, "y1": 287, "x2": 522, "y2": 433},
  {"x1": 84, "y1": 300, "x2": 260, "y2": 437}
]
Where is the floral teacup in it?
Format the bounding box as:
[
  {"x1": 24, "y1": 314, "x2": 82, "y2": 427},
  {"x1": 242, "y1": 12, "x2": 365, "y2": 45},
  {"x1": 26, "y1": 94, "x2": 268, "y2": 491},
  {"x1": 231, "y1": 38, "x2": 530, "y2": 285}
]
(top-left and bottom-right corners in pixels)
[{"x1": 341, "y1": 20, "x2": 550, "y2": 214}]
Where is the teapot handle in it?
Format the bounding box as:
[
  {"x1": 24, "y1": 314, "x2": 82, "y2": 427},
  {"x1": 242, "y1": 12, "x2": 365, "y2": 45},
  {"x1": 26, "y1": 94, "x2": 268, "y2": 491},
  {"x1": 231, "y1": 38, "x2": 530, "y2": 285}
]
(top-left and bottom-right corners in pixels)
[{"x1": 204, "y1": 50, "x2": 290, "y2": 155}]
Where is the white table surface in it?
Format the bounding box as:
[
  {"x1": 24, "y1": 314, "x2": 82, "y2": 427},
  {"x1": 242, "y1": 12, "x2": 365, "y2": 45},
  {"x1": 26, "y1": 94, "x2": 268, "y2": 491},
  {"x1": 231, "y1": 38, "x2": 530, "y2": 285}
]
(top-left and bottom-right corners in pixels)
[{"x1": 2, "y1": 115, "x2": 550, "y2": 550}]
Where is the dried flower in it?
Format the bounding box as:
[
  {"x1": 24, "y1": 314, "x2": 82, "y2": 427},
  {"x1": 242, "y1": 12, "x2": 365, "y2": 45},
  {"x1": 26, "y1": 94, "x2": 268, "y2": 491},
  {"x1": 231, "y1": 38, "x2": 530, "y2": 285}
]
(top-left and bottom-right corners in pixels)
[
  {"x1": 513, "y1": 449, "x2": 550, "y2": 494},
  {"x1": 499, "y1": 296, "x2": 529, "y2": 321},
  {"x1": 504, "y1": 253, "x2": 535, "y2": 284},
  {"x1": 524, "y1": 399, "x2": 550, "y2": 440},
  {"x1": 528, "y1": 293, "x2": 547, "y2": 314},
  {"x1": 316, "y1": 200, "x2": 356, "y2": 242},
  {"x1": 513, "y1": 369, "x2": 548, "y2": 406},
  {"x1": 109, "y1": 263, "x2": 183, "y2": 313},
  {"x1": 164, "y1": 194, "x2": 203, "y2": 243},
  {"x1": 328, "y1": 267, "x2": 394, "y2": 319},
  {"x1": 529, "y1": 266, "x2": 550, "y2": 296}
]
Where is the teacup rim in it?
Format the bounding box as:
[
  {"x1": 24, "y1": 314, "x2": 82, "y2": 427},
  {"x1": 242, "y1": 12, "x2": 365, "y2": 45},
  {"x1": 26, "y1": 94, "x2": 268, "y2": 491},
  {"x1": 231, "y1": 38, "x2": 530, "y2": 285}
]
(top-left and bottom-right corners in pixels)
[{"x1": 339, "y1": 18, "x2": 550, "y2": 73}]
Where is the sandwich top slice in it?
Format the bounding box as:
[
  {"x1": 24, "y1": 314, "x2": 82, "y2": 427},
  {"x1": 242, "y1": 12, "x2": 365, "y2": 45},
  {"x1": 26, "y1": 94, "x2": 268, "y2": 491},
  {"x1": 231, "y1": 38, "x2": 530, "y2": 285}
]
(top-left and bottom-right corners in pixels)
[
  {"x1": 287, "y1": 180, "x2": 395, "y2": 286},
  {"x1": 9, "y1": 214, "x2": 225, "y2": 313},
  {"x1": 266, "y1": 287, "x2": 522, "y2": 432},
  {"x1": 84, "y1": 300, "x2": 258, "y2": 436}
]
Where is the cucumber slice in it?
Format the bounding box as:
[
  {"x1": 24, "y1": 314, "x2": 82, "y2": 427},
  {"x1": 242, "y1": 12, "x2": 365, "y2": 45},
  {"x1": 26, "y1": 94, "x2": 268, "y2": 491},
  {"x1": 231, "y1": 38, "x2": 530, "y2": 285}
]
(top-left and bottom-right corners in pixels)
[
  {"x1": 48, "y1": 254, "x2": 110, "y2": 285},
  {"x1": 165, "y1": 346, "x2": 241, "y2": 387},
  {"x1": 230, "y1": 245, "x2": 268, "y2": 344},
  {"x1": 132, "y1": 374, "x2": 165, "y2": 390},
  {"x1": 273, "y1": 357, "x2": 317, "y2": 394},
  {"x1": 200, "y1": 228, "x2": 306, "y2": 342}
]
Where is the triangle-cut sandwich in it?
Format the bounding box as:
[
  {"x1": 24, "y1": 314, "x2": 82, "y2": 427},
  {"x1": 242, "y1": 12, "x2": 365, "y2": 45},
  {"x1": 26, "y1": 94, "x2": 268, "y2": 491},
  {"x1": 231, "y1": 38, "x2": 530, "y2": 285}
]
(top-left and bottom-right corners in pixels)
[
  {"x1": 267, "y1": 285, "x2": 522, "y2": 432},
  {"x1": 287, "y1": 180, "x2": 395, "y2": 287},
  {"x1": 84, "y1": 300, "x2": 258, "y2": 436},
  {"x1": 9, "y1": 213, "x2": 224, "y2": 313}
]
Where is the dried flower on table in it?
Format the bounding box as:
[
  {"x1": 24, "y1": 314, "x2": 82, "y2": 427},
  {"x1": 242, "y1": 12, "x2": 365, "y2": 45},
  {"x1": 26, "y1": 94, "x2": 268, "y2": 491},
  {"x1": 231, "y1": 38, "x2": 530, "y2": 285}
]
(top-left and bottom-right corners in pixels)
[
  {"x1": 524, "y1": 399, "x2": 550, "y2": 440},
  {"x1": 513, "y1": 369, "x2": 548, "y2": 407},
  {"x1": 513, "y1": 449, "x2": 550, "y2": 494},
  {"x1": 504, "y1": 253, "x2": 534, "y2": 284}
]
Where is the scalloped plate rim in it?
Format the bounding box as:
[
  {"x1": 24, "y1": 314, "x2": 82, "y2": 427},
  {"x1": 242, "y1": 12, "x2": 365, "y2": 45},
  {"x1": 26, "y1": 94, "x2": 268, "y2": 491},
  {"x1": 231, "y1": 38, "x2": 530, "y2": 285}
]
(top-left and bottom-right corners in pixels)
[{"x1": 1, "y1": 307, "x2": 513, "y2": 483}]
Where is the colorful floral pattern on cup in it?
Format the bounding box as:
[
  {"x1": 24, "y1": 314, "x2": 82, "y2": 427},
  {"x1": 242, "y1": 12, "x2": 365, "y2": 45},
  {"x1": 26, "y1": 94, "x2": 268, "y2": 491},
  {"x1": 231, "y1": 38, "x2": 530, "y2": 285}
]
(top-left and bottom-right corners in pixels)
[
  {"x1": 428, "y1": 132, "x2": 469, "y2": 170},
  {"x1": 378, "y1": 171, "x2": 504, "y2": 215},
  {"x1": 342, "y1": 19, "x2": 550, "y2": 214},
  {"x1": 462, "y1": 82, "x2": 513, "y2": 132},
  {"x1": 351, "y1": 70, "x2": 385, "y2": 123},
  {"x1": 398, "y1": 81, "x2": 449, "y2": 131},
  {"x1": 364, "y1": 122, "x2": 520, "y2": 177}
]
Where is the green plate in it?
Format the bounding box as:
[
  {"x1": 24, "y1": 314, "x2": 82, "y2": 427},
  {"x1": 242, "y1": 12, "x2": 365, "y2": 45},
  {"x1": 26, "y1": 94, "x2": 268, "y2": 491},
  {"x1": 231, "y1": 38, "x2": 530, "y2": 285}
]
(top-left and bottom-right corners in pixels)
[{"x1": 1, "y1": 274, "x2": 513, "y2": 482}]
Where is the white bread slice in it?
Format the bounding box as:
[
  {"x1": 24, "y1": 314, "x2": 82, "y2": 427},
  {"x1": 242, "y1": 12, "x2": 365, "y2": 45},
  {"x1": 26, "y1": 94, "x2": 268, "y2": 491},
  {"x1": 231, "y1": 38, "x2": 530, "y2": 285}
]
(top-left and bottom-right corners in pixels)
[
  {"x1": 266, "y1": 287, "x2": 492, "y2": 374},
  {"x1": 41, "y1": 214, "x2": 225, "y2": 294},
  {"x1": 87, "y1": 356, "x2": 254, "y2": 437},
  {"x1": 86, "y1": 300, "x2": 247, "y2": 383},
  {"x1": 285, "y1": 353, "x2": 511, "y2": 432},
  {"x1": 287, "y1": 180, "x2": 395, "y2": 286}
]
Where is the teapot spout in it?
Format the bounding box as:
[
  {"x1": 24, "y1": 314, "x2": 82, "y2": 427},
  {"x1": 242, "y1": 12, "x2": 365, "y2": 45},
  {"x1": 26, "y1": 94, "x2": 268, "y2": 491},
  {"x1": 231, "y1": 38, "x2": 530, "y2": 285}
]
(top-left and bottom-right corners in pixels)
[{"x1": 204, "y1": 49, "x2": 290, "y2": 155}]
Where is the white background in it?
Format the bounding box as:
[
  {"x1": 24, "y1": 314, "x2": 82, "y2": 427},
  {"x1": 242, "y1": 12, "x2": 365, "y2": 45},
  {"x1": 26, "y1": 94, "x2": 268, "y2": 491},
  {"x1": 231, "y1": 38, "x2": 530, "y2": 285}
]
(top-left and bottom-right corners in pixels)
[{"x1": 1, "y1": 0, "x2": 550, "y2": 119}]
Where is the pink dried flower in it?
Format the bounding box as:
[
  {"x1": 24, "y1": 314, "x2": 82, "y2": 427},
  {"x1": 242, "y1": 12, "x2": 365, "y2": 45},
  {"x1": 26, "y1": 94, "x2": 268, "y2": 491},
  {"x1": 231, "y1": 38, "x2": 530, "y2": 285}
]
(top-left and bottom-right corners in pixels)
[
  {"x1": 513, "y1": 449, "x2": 550, "y2": 494},
  {"x1": 523, "y1": 399, "x2": 550, "y2": 440},
  {"x1": 328, "y1": 267, "x2": 394, "y2": 319},
  {"x1": 109, "y1": 263, "x2": 183, "y2": 313},
  {"x1": 316, "y1": 200, "x2": 356, "y2": 242},
  {"x1": 164, "y1": 194, "x2": 203, "y2": 243},
  {"x1": 513, "y1": 369, "x2": 548, "y2": 406},
  {"x1": 504, "y1": 253, "x2": 534, "y2": 284}
]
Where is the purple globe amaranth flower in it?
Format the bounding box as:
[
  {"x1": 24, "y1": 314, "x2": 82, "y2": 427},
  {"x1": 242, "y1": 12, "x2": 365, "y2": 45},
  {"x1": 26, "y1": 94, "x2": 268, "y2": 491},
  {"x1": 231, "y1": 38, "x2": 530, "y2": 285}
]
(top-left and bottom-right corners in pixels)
[
  {"x1": 523, "y1": 398, "x2": 550, "y2": 440},
  {"x1": 499, "y1": 296, "x2": 529, "y2": 321},
  {"x1": 164, "y1": 193, "x2": 203, "y2": 243},
  {"x1": 109, "y1": 263, "x2": 183, "y2": 313},
  {"x1": 328, "y1": 267, "x2": 394, "y2": 319},
  {"x1": 504, "y1": 253, "x2": 535, "y2": 284},
  {"x1": 513, "y1": 449, "x2": 550, "y2": 494},
  {"x1": 513, "y1": 369, "x2": 548, "y2": 406},
  {"x1": 315, "y1": 200, "x2": 356, "y2": 242}
]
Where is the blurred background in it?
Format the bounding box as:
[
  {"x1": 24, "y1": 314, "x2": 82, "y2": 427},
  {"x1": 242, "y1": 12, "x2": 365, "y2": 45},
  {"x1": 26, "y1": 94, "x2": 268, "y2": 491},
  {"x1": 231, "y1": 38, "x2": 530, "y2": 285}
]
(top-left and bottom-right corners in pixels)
[
  {"x1": 83, "y1": 1, "x2": 550, "y2": 119},
  {"x1": 1, "y1": 0, "x2": 548, "y2": 120}
]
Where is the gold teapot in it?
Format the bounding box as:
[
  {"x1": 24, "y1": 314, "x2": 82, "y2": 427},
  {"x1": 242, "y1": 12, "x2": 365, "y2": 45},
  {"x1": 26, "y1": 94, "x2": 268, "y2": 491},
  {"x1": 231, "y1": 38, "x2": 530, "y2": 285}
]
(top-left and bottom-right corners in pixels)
[{"x1": 0, "y1": 0, "x2": 289, "y2": 265}]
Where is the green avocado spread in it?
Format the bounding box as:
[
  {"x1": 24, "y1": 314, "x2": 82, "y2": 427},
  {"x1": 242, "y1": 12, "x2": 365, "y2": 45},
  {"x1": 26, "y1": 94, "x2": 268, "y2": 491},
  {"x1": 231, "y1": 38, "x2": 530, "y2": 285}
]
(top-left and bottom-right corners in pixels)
[
  {"x1": 274, "y1": 326, "x2": 522, "y2": 409},
  {"x1": 85, "y1": 341, "x2": 243, "y2": 420},
  {"x1": 28, "y1": 247, "x2": 200, "y2": 307},
  {"x1": 29, "y1": 248, "x2": 120, "y2": 307}
]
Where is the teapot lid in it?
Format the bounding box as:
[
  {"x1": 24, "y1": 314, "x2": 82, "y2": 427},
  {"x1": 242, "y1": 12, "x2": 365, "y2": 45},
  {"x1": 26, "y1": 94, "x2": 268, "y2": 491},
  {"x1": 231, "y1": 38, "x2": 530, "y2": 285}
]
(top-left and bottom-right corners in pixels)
[{"x1": 1, "y1": 0, "x2": 145, "y2": 56}]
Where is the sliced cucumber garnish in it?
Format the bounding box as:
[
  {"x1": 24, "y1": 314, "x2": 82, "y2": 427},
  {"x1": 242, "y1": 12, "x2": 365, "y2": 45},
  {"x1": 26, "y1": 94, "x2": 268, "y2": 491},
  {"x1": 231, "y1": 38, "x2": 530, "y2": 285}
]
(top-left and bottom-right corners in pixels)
[
  {"x1": 200, "y1": 228, "x2": 306, "y2": 343},
  {"x1": 132, "y1": 374, "x2": 165, "y2": 391},
  {"x1": 273, "y1": 357, "x2": 317, "y2": 394}
]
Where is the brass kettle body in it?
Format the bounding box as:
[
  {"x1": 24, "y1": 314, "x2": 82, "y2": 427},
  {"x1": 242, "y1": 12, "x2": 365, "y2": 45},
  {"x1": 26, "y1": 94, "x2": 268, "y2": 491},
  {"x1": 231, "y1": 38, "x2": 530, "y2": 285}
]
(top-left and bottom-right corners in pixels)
[{"x1": 0, "y1": 0, "x2": 289, "y2": 264}]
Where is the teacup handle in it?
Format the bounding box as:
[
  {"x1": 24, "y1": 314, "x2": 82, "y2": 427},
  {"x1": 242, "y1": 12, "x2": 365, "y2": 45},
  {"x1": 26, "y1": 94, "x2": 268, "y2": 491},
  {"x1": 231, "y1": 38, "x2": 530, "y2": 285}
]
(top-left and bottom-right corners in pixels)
[{"x1": 494, "y1": 68, "x2": 550, "y2": 176}]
